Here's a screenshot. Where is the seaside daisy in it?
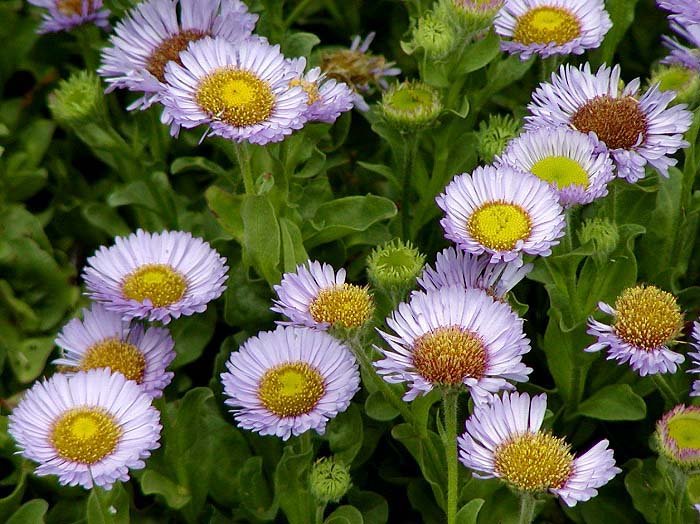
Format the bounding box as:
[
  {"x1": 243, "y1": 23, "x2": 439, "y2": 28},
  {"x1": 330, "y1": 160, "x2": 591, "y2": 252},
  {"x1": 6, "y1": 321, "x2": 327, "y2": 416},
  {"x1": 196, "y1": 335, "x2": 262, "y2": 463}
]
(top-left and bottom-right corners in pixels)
[
  {"x1": 662, "y1": 22, "x2": 700, "y2": 73},
  {"x1": 29, "y1": 0, "x2": 110, "y2": 34},
  {"x1": 657, "y1": 1, "x2": 700, "y2": 23},
  {"x1": 526, "y1": 63, "x2": 693, "y2": 182},
  {"x1": 162, "y1": 36, "x2": 309, "y2": 144},
  {"x1": 221, "y1": 326, "x2": 360, "y2": 440},
  {"x1": 272, "y1": 261, "x2": 374, "y2": 330},
  {"x1": 53, "y1": 304, "x2": 175, "y2": 398},
  {"x1": 458, "y1": 391, "x2": 620, "y2": 506},
  {"x1": 436, "y1": 164, "x2": 566, "y2": 264},
  {"x1": 494, "y1": 0, "x2": 612, "y2": 59},
  {"x1": 417, "y1": 247, "x2": 532, "y2": 299},
  {"x1": 687, "y1": 321, "x2": 700, "y2": 396},
  {"x1": 288, "y1": 58, "x2": 355, "y2": 123},
  {"x1": 656, "y1": 404, "x2": 700, "y2": 468},
  {"x1": 497, "y1": 127, "x2": 615, "y2": 207},
  {"x1": 83, "y1": 229, "x2": 228, "y2": 324},
  {"x1": 99, "y1": 0, "x2": 257, "y2": 112},
  {"x1": 374, "y1": 286, "x2": 531, "y2": 403},
  {"x1": 8, "y1": 369, "x2": 161, "y2": 489},
  {"x1": 585, "y1": 284, "x2": 685, "y2": 376}
]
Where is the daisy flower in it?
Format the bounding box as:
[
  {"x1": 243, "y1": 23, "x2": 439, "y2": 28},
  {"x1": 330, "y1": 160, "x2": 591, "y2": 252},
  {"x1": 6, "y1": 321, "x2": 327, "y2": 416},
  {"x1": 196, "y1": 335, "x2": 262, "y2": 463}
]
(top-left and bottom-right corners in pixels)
[
  {"x1": 288, "y1": 58, "x2": 355, "y2": 124},
  {"x1": 29, "y1": 0, "x2": 109, "y2": 34},
  {"x1": 494, "y1": 0, "x2": 612, "y2": 59},
  {"x1": 657, "y1": 1, "x2": 700, "y2": 23},
  {"x1": 585, "y1": 285, "x2": 685, "y2": 376},
  {"x1": 436, "y1": 164, "x2": 566, "y2": 264},
  {"x1": 656, "y1": 404, "x2": 700, "y2": 468},
  {"x1": 220, "y1": 326, "x2": 360, "y2": 440},
  {"x1": 458, "y1": 391, "x2": 620, "y2": 507},
  {"x1": 526, "y1": 63, "x2": 693, "y2": 182},
  {"x1": 99, "y1": 0, "x2": 257, "y2": 111},
  {"x1": 497, "y1": 127, "x2": 615, "y2": 207},
  {"x1": 8, "y1": 369, "x2": 161, "y2": 489},
  {"x1": 54, "y1": 304, "x2": 175, "y2": 398},
  {"x1": 162, "y1": 36, "x2": 309, "y2": 144},
  {"x1": 272, "y1": 261, "x2": 374, "y2": 330},
  {"x1": 662, "y1": 21, "x2": 700, "y2": 73},
  {"x1": 374, "y1": 286, "x2": 531, "y2": 403},
  {"x1": 687, "y1": 321, "x2": 700, "y2": 396},
  {"x1": 82, "y1": 229, "x2": 228, "y2": 324},
  {"x1": 417, "y1": 247, "x2": 532, "y2": 299}
]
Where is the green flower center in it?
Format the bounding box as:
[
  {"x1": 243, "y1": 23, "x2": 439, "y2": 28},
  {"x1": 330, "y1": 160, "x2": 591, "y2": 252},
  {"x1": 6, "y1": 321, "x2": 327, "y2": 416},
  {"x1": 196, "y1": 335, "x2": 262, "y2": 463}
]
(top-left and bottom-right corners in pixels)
[
  {"x1": 530, "y1": 156, "x2": 589, "y2": 189},
  {"x1": 667, "y1": 412, "x2": 700, "y2": 450}
]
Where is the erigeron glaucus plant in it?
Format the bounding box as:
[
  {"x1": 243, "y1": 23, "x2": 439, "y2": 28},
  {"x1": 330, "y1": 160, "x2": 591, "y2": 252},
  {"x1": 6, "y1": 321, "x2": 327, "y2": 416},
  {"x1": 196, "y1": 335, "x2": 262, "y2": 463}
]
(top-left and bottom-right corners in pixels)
[{"x1": 7, "y1": 0, "x2": 700, "y2": 523}]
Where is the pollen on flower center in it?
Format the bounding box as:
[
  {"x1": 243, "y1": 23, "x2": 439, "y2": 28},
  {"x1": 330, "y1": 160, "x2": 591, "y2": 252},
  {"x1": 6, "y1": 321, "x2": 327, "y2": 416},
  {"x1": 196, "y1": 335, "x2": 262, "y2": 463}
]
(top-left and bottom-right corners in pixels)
[
  {"x1": 51, "y1": 408, "x2": 121, "y2": 464},
  {"x1": 196, "y1": 69, "x2": 275, "y2": 127},
  {"x1": 613, "y1": 285, "x2": 683, "y2": 350},
  {"x1": 290, "y1": 78, "x2": 320, "y2": 105},
  {"x1": 570, "y1": 95, "x2": 647, "y2": 150},
  {"x1": 468, "y1": 202, "x2": 532, "y2": 251},
  {"x1": 308, "y1": 284, "x2": 374, "y2": 328},
  {"x1": 494, "y1": 432, "x2": 574, "y2": 492},
  {"x1": 513, "y1": 7, "x2": 581, "y2": 45},
  {"x1": 146, "y1": 30, "x2": 208, "y2": 82},
  {"x1": 80, "y1": 338, "x2": 147, "y2": 383},
  {"x1": 122, "y1": 263, "x2": 187, "y2": 307},
  {"x1": 258, "y1": 362, "x2": 326, "y2": 417},
  {"x1": 530, "y1": 156, "x2": 589, "y2": 189},
  {"x1": 57, "y1": 0, "x2": 89, "y2": 16},
  {"x1": 412, "y1": 326, "x2": 487, "y2": 384}
]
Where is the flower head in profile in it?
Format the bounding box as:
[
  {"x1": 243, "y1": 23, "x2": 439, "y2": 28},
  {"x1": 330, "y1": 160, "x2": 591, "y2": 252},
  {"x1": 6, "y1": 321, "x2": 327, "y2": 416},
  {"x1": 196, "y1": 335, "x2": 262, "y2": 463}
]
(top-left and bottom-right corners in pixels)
[
  {"x1": 99, "y1": 0, "x2": 257, "y2": 112},
  {"x1": 585, "y1": 285, "x2": 685, "y2": 376},
  {"x1": 656, "y1": 404, "x2": 700, "y2": 468},
  {"x1": 374, "y1": 286, "x2": 531, "y2": 403},
  {"x1": 272, "y1": 261, "x2": 374, "y2": 331},
  {"x1": 54, "y1": 304, "x2": 175, "y2": 398},
  {"x1": 494, "y1": 0, "x2": 611, "y2": 59},
  {"x1": 320, "y1": 33, "x2": 401, "y2": 111},
  {"x1": 9, "y1": 369, "x2": 161, "y2": 489},
  {"x1": 526, "y1": 63, "x2": 693, "y2": 182},
  {"x1": 458, "y1": 391, "x2": 620, "y2": 506},
  {"x1": 220, "y1": 326, "x2": 360, "y2": 440},
  {"x1": 662, "y1": 20, "x2": 700, "y2": 73},
  {"x1": 83, "y1": 229, "x2": 228, "y2": 324},
  {"x1": 162, "y1": 37, "x2": 308, "y2": 144},
  {"x1": 29, "y1": 0, "x2": 110, "y2": 34},
  {"x1": 657, "y1": 1, "x2": 700, "y2": 24},
  {"x1": 287, "y1": 58, "x2": 355, "y2": 124},
  {"x1": 687, "y1": 321, "x2": 700, "y2": 396},
  {"x1": 417, "y1": 247, "x2": 532, "y2": 299},
  {"x1": 437, "y1": 164, "x2": 565, "y2": 264},
  {"x1": 497, "y1": 127, "x2": 615, "y2": 207}
]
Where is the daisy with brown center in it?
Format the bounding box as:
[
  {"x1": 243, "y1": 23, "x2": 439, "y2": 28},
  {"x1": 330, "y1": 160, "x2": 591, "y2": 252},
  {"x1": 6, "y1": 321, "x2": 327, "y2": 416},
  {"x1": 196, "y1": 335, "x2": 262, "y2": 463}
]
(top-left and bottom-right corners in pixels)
[
  {"x1": 459, "y1": 392, "x2": 619, "y2": 507},
  {"x1": 53, "y1": 304, "x2": 175, "y2": 398},
  {"x1": 586, "y1": 284, "x2": 686, "y2": 375},
  {"x1": 220, "y1": 326, "x2": 360, "y2": 440},
  {"x1": 29, "y1": 0, "x2": 110, "y2": 34},
  {"x1": 8, "y1": 369, "x2": 161, "y2": 489},
  {"x1": 526, "y1": 62, "x2": 693, "y2": 182},
  {"x1": 272, "y1": 261, "x2": 374, "y2": 331},
  {"x1": 374, "y1": 286, "x2": 531, "y2": 403}
]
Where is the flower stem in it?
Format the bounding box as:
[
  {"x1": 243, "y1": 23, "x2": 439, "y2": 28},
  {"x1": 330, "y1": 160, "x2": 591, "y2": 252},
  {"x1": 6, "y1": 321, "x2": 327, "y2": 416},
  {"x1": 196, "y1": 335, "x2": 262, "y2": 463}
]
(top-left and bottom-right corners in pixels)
[
  {"x1": 653, "y1": 374, "x2": 681, "y2": 407},
  {"x1": 234, "y1": 141, "x2": 254, "y2": 194},
  {"x1": 401, "y1": 133, "x2": 419, "y2": 240},
  {"x1": 443, "y1": 389, "x2": 459, "y2": 524},
  {"x1": 518, "y1": 492, "x2": 537, "y2": 524},
  {"x1": 315, "y1": 503, "x2": 326, "y2": 524}
]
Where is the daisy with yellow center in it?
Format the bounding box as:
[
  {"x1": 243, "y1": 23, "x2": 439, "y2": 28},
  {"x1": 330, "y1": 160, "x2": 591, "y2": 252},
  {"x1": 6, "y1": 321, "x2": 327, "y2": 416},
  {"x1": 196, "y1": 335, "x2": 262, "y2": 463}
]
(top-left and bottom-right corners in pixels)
[
  {"x1": 437, "y1": 165, "x2": 565, "y2": 264},
  {"x1": 83, "y1": 229, "x2": 228, "y2": 324},
  {"x1": 8, "y1": 369, "x2": 161, "y2": 489},
  {"x1": 53, "y1": 304, "x2": 175, "y2": 398},
  {"x1": 494, "y1": 0, "x2": 611, "y2": 59},
  {"x1": 586, "y1": 284, "x2": 686, "y2": 376},
  {"x1": 272, "y1": 261, "x2": 374, "y2": 331},
  {"x1": 161, "y1": 37, "x2": 309, "y2": 144},
  {"x1": 459, "y1": 391, "x2": 620, "y2": 507},
  {"x1": 288, "y1": 57, "x2": 355, "y2": 124},
  {"x1": 374, "y1": 286, "x2": 531, "y2": 403},
  {"x1": 221, "y1": 326, "x2": 360, "y2": 440}
]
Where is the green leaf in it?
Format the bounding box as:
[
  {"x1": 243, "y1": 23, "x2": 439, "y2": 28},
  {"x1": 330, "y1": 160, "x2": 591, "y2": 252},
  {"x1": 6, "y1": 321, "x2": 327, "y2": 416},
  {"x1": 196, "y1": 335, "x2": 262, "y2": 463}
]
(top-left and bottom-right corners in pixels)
[
  {"x1": 347, "y1": 490, "x2": 388, "y2": 524},
  {"x1": 141, "y1": 470, "x2": 192, "y2": 510},
  {"x1": 8, "y1": 337, "x2": 55, "y2": 383},
  {"x1": 624, "y1": 459, "x2": 666, "y2": 523},
  {"x1": 578, "y1": 384, "x2": 646, "y2": 421},
  {"x1": 324, "y1": 404, "x2": 364, "y2": 464},
  {"x1": 324, "y1": 505, "x2": 363, "y2": 524},
  {"x1": 223, "y1": 266, "x2": 276, "y2": 328},
  {"x1": 364, "y1": 391, "x2": 400, "y2": 422},
  {"x1": 283, "y1": 32, "x2": 320, "y2": 58},
  {"x1": 86, "y1": 485, "x2": 129, "y2": 524},
  {"x1": 455, "y1": 31, "x2": 500, "y2": 75},
  {"x1": 590, "y1": 0, "x2": 641, "y2": 66},
  {"x1": 168, "y1": 306, "x2": 216, "y2": 368},
  {"x1": 237, "y1": 457, "x2": 276, "y2": 520},
  {"x1": 280, "y1": 217, "x2": 308, "y2": 272},
  {"x1": 274, "y1": 442, "x2": 315, "y2": 524},
  {"x1": 455, "y1": 499, "x2": 484, "y2": 524},
  {"x1": 241, "y1": 194, "x2": 281, "y2": 283},
  {"x1": 7, "y1": 500, "x2": 48, "y2": 524},
  {"x1": 205, "y1": 186, "x2": 244, "y2": 242},
  {"x1": 81, "y1": 203, "x2": 130, "y2": 238},
  {"x1": 171, "y1": 156, "x2": 229, "y2": 177}
]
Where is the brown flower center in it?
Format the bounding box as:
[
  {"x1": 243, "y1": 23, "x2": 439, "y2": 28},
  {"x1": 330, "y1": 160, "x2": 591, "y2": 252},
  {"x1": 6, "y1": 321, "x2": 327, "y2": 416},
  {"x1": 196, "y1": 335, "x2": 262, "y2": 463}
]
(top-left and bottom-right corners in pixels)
[
  {"x1": 146, "y1": 30, "x2": 208, "y2": 82},
  {"x1": 570, "y1": 95, "x2": 647, "y2": 150},
  {"x1": 412, "y1": 326, "x2": 486, "y2": 385},
  {"x1": 57, "y1": 0, "x2": 91, "y2": 16}
]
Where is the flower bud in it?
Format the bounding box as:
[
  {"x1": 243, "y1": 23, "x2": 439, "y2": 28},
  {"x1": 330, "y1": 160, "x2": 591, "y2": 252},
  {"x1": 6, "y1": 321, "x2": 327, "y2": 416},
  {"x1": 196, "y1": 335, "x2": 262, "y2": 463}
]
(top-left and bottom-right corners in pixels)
[
  {"x1": 367, "y1": 239, "x2": 425, "y2": 293},
  {"x1": 656, "y1": 405, "x2": 700, "y2": 469},
  {"x1": 577, "y1": 218, "x2": 619, "y2": 265},
  {"x1": 309, "y1": 457, "x2": 352, "y2": 504},
  {"x1": 437, "y1": 0, "x2": 504, "y2": 35},
  {"x1": 48, "y1": 70, "x2": 105, "y2": 127},
  {"x1": 650, "y1": 64, "x2": 700, "y2": 107},
  {"x1": 380, "y1": 81, "x2": 442, "y2": 131},
  {"x1": 476, "y1": 114, "x2": 520, "y2": 163},
  {"x1": 411, "y1": 12, "x2": 457, "y2": 59}
]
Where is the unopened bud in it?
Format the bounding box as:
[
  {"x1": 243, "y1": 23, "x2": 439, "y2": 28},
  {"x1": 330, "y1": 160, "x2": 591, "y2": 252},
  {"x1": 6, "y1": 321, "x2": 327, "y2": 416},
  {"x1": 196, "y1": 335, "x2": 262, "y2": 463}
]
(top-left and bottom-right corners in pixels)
[
  {"x1": 48, "y1": 70, "x2": 105, "y2": 126},
  {"x1": 578, "y1": 218, "x2": 619, "y2": 264},
  {"x1": 651, "y1": 64, "x2": 700, "y2": 106},
  {"x1": 411, "y1": 12, "x2": 457, "y2": 59},
  {"x1": 476, "y1": 114, "x2": 521, "y2": 163},
  {"x1": 367, "y1": 239, "x2": 425, "y2": 292},
  {"x1": 380, "y1": 81, "x2": 442, "y2": 131},
  {"x1": 309, "y1": 457, "x2": 352, "y2": 504}
]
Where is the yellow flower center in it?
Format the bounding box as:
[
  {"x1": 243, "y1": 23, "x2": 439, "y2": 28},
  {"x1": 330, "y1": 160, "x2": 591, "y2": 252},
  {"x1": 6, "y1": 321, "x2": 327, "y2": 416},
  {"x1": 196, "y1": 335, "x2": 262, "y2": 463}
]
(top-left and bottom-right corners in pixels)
[
  {"x1": 146, "y1": 30, "x2": 208, "y2": 82},
  {"x1": 468, "y1": 202, "x2": 532, "y2": 251},
  {"x1": 290, "y1": 78, "x2": 320, "y2": 105},
  {"x1": 513, "y1": 6, "x2": 581, "y2": 45},
  {"x1": 412, "y1": 326, "x2": 487, "y2": 385},
  {"x1": 530, "y1": 156, "x2": 589, "y2": 189},
  {"x1": 613, "y1": 285, "x2": 683, "y2": 350},
  {"x1": 57, "y1": 0, "x2": 90, "y2": 16},
  {"x1": 571, "y1": 95, "x2": 648, "y2": 150},
  {"x1": 494, "y1": 432, "x2": 574, "y2": 492},
  {"x1": 308, "y1": 284, "x2": 374, "y2": 328},
  {"x1": 78, "y1": 338, "x2": 147, "y2": 383},
  {"x1": 258, "y1": 362, "x2": 326, "y2": 417},
  {"x1": 122, "y1": 263, "x2": 187, "y2": 307},
  {"x1": 195, "y1": 69, "x2": 275, "y2": 127},
  {"x1": 667, "y1": 411, "x2": 700, "y2": 451},
  {"x1": 51, "y1": 408, "x2": 121, "y2": 464}
]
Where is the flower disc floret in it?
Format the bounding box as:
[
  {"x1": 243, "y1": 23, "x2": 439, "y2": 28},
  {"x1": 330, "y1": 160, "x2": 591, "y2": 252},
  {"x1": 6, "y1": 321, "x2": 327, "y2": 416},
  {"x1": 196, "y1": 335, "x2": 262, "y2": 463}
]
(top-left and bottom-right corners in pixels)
[
  {"x1": 80, "y1": 339, "x2": 147, "y2": 383},
  {"x1": 412, "y1": 327, "x2": 487, "y2": 385},
  {"x1": 308, "y1": 284, "x2": 374, "y2": 329},
  {"x1": 467, "y1": 202, "x2": 532, "y2": 251},
  {"x1": 122, "y1": 264, "x2": 187, "y2": 308},
  {"x1": 513, "y1": 6, "x2": 581, "y2": 45},
  {"x1": 51, "y1": 408, "x2": 121, "y2": 465}
]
